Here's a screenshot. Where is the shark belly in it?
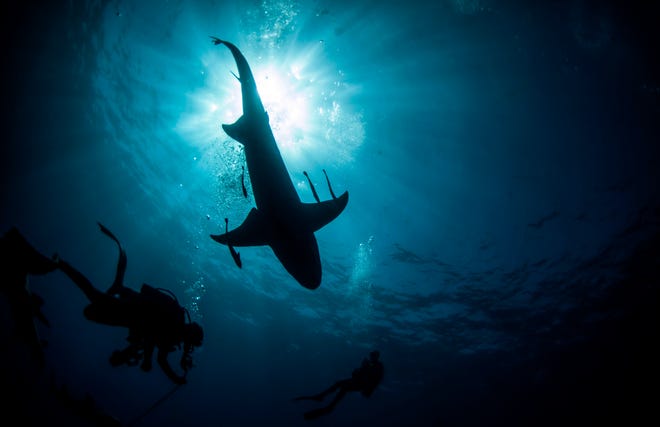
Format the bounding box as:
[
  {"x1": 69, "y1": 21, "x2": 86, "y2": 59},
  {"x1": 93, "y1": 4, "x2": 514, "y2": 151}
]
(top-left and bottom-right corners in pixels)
[
  {"x1": 243, "y1": 133, "x2": 300, "y2": 214},
  {"x1": 270, "y1": 230, "x2": 321, "y2": 289},
  {"x1": 210, "y1": 37, "x2": 349, "y2": 289}
]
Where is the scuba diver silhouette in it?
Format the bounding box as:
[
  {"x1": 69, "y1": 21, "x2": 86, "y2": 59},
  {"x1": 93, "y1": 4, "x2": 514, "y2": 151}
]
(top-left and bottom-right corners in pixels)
[
  {"x1": 54, "y1": 222, "x2": 203, "y2": 385},
  {"x1": 0, "y1": 227, "x2": 58, "y2": 367},
  {"x1": 293, "y1": 350, "x2": 384, "y2": 420}
]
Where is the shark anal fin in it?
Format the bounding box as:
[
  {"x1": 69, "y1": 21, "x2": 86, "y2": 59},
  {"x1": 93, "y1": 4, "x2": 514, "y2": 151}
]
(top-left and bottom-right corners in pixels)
[{"x1": 211, "y1": 208, "x2": 271, "y2": 247}]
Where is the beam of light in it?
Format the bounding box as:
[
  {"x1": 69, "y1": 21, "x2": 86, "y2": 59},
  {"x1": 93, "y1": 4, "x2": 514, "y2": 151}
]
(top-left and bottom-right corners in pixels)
[{"x1": 176, "y1": 41, "x2": 365, "y2": 176}]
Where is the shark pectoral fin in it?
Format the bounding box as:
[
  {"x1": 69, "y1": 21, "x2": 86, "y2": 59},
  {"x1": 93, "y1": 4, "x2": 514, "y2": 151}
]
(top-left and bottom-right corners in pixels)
[
  {"x1": 210, "y1": 208, "x2": 271, "y2": 247},
  {"x1": 222, "y1": 116, "x2": 248, "y2": 143},
  {"x1": 299, "y1": 191, "x2": 349, "y2": 233}
]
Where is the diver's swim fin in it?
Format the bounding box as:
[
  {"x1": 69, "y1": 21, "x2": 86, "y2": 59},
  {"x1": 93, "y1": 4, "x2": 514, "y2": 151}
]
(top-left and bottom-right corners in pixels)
[
  {"x1": 304, "y1": 406, "x2": 331, "y2": 420},
  {"x1": 97, "y1": 222, "x2": 127, "y2": 295},
  {"x1": 98, "y1": 222, "x2": 122, "y2": 250}
]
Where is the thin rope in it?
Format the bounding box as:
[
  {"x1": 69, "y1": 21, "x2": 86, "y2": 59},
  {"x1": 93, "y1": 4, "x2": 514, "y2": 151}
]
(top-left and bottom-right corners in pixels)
[{"x1": 127, "y1": 383, "x2": 183, "y2": 427}]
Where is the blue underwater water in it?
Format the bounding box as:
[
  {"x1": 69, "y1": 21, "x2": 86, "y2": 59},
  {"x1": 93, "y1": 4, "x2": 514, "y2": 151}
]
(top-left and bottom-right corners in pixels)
[{"x1": 2, "y1": 0, "x2": 659, "y2": 426}]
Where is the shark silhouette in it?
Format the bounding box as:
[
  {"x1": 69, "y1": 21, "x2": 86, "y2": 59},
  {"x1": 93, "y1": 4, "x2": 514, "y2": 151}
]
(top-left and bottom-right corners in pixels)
[{"x1": 209, "y1": 38, "x2": 349, "y2": 290}]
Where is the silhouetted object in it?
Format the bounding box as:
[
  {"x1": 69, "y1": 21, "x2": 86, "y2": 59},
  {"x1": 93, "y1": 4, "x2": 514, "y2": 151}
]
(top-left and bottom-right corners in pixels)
[
  {"x1": 322, "y1": 169, "x2": 337, "y2": 200},
  {"x1": 0, "y1": 227, "x2": 57, "y2": 367},
  {"x1": 303, "y1": 171, "x2": 321, "y2": 203},
  {"x1": 293, "y1": 350, "x2": 384, "y2": 420},
  {"x1": 54, "y1": 383, "x2": 123, "y2": 427},
  {"x1": 208, "y1": 37, "x2": 349, "y2": 290},
  {"x1": 127, "y1": 382, "x2": 182, "y2": 427},
  {"x1": 225, "y1": 217, "x2": 242, "y2": 268},
  {"x1": 241, "y1": 165, "x2": 248, "y2": 198},
  {"x1": 55, "y1": 222, "x2": 203, "y2": 385}
]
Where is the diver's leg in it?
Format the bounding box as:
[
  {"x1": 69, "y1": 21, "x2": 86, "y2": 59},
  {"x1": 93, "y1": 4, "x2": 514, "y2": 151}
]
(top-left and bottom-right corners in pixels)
[
  {"x1": 324, "y1": 387, "x2": 348, "y2": 412},
  {"x1": 292, "y1": 393, "x2": 324, "y2": 402},
  {"x1": 293, "y1": 379, "x2": 347, "y2": 402},
  {"x1": 318, "y1": 379, "x2": 349, "y2": 400},
  {"x1": 57, "y1": 259, "x2": 104, "y2": 304},
  {"x1": 98, "y1": 222, "x2": 126, "y2": 295},
  {"x1": 303, "y1": 388, "x2": 347, "y2": 420}
]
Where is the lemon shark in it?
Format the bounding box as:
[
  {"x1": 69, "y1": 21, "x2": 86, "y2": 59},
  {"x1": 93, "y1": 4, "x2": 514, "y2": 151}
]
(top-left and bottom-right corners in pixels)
[{"x1": 209, "y1": 38, "x2": 349, "y2": 290}]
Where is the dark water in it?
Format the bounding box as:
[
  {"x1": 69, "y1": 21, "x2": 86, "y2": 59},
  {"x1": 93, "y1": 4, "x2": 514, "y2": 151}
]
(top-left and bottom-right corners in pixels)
[{"x1": 2, "y1": 0, "x2": 659, "y2": 426}]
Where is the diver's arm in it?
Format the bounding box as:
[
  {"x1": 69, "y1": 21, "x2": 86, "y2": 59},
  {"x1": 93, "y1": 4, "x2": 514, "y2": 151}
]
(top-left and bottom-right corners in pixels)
[{"x1": 157, "y1": 348, "x2": 187, "y2": 385}]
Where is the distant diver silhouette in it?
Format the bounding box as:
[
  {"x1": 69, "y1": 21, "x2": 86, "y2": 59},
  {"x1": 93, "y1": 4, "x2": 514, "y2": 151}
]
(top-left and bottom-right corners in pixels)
[
  {"x1": 54, "y1": 222, "x2": 203, "y2": 385},
  {"x1": 293, "y1": 350, "x2": 384, "y2": 420},
  {"x1": 0, "y1": 227, "x2": 58, "y2": 367}
]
